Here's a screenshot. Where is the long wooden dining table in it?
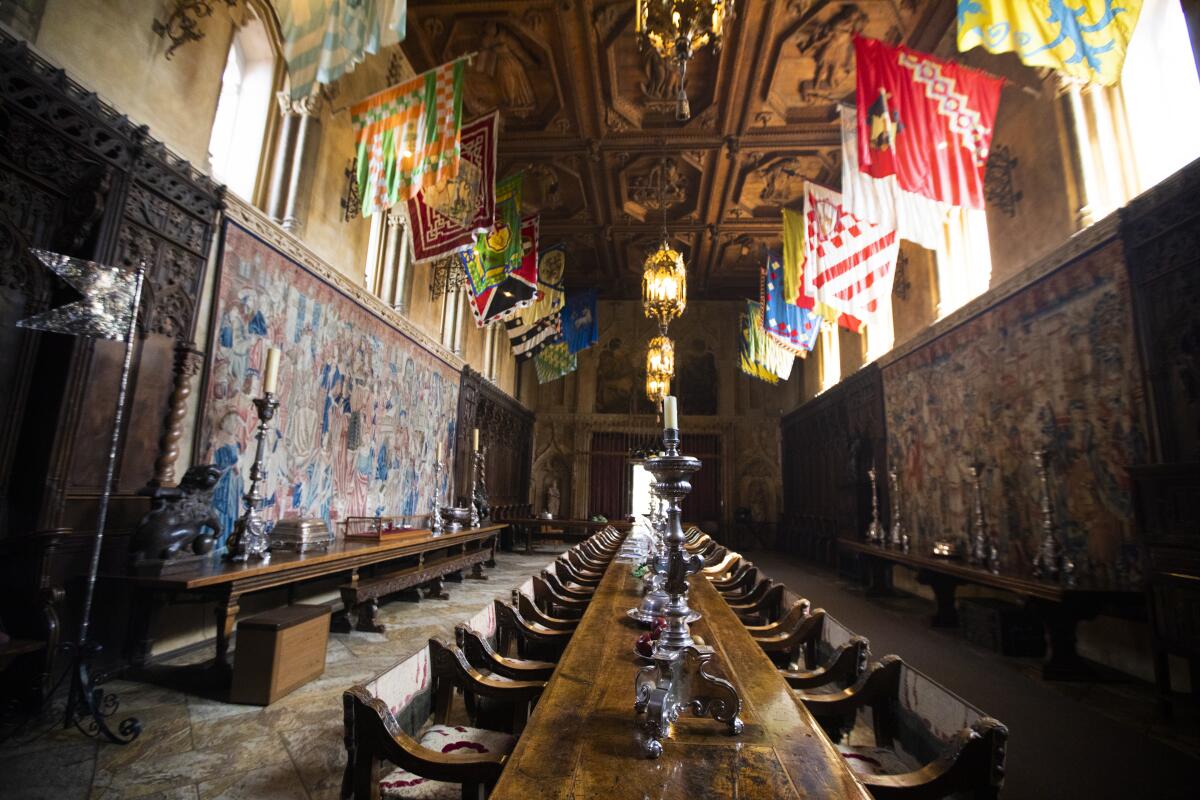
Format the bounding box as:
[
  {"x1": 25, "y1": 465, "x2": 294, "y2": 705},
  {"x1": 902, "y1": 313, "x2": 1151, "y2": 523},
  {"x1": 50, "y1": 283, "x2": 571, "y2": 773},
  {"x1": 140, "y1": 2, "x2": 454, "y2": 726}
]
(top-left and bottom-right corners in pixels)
[{"x1": 490, "y1": 552, "x2": 870, "y2": 799}]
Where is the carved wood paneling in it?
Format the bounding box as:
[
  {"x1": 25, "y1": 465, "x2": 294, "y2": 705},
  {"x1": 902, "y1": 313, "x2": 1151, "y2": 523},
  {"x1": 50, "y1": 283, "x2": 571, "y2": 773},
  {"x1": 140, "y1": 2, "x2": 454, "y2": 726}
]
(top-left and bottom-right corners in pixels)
[{"x1": 456, "y1": 367, "x2": 534, "y2": 509}]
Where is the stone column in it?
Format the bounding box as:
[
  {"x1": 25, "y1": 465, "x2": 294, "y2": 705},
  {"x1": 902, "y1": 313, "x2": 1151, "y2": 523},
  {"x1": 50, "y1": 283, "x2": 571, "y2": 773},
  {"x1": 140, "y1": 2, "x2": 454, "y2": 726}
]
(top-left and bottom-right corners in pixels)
[
  {"x1": 382, "y1": 210, "x2": 407, "y2": 308},
  {"x1": 282, "y1": 93, "x2": 323, "y2": 235},
  {"x1": 266, "y1": 92, "x2": 299, "y2": 223}
]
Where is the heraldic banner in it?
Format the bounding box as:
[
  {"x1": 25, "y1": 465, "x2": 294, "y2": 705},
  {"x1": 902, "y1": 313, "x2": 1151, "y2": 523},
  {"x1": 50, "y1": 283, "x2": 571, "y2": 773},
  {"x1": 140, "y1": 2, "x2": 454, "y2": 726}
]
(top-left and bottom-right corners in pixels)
[
  {"x1": 407, "y1": 111, "x2": 498, "y2": 262},
  {"x1": 855, "y1": 36, "x2": 1002, "y2": 210}
]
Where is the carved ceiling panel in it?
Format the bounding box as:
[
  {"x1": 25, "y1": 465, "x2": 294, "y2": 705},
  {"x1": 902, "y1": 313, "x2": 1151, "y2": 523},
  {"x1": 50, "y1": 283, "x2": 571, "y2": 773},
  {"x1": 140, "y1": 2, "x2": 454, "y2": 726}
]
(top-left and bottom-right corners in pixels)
[
  {"x1": 761, "y1": 1, "x2": 917, "y2": 124},
  {"x1": 499, "y1": 156, "x2": 591, "y2": 222},
  {"x1": 617, "y1": 154, "x2": 704, "y2": 224},
  {"x1": 730, "y1": 148, "x2": 840, "y2": 219},
  {"x1": 593, "y1": 2, "x2": 721, "y2": 131},
  {"x1": 400, "y1": 0, "x2": 949, "y2": 298},
  {"x1": 434, "y1": 12, "x2": 568, "y2": 132}
]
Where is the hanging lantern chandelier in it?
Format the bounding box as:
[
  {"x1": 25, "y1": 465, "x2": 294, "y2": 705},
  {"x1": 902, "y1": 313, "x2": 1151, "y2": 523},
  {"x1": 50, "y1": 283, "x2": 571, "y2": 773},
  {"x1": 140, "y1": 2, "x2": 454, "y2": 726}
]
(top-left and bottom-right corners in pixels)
[
  {"x1": 642, "y1": 158, "x2": 688, "y2": 329},
  {"x1": 636, "y1": 0, "x2": 734, "y2": 120},
  {"x1": 645, "y1": 334, "x2": 674, "y2": 403}
]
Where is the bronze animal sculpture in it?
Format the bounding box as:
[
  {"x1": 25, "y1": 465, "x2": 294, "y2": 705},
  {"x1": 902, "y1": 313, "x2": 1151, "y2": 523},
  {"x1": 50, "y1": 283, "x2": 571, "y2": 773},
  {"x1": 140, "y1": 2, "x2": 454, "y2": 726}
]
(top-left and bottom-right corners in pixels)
[{"x1": 130, "y1": 465, "x2": 223, "y2": 564}]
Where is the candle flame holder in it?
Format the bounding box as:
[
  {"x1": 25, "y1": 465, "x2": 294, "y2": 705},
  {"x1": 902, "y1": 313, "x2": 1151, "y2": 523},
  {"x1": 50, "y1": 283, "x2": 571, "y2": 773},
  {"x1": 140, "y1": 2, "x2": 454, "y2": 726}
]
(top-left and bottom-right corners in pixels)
[{"x1": 430, "y1": 457, "x2": 444, "y2": 536}]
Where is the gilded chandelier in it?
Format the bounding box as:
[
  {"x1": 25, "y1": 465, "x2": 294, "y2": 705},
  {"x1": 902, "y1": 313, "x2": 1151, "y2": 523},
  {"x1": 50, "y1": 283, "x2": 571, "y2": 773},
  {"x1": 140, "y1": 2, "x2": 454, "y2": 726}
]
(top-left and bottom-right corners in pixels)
[
  {"x1": 636, "y1": 0, "x2": 734, "y2": 120},
  {"x1": 642, "y1": 242, "x2": 687, "y2": 329}
]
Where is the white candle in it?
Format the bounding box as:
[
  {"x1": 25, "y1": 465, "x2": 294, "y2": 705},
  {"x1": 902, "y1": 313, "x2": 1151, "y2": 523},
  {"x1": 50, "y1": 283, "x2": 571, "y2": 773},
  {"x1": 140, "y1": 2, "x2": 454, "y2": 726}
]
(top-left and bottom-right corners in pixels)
[
  {"x1": 436, "y1": 441, "x2": 443, "y2": 462},
  {"x1": 472, "y1": 428, "x2": 480, "y2": 452},
  {"x1": 663, "y1": 396, "x2": 678, "y2": 430},
  {"x1": 262, "y1": 347, "x2": 281, "y2": 395}
]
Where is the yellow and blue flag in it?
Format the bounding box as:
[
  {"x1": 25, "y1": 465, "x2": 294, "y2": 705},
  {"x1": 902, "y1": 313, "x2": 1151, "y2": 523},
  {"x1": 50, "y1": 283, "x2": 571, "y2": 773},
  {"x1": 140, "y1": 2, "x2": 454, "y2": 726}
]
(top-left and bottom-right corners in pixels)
[{"x1": 956, "y1": 0, "x2": 1143, "y2": 86}]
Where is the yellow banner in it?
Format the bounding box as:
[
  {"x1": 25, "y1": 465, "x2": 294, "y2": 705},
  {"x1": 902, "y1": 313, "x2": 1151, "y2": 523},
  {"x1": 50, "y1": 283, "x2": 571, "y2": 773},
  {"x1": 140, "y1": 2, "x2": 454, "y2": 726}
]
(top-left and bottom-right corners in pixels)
[{"x1": 957, "y1": 0, "x2": 1143, "y2": 86}]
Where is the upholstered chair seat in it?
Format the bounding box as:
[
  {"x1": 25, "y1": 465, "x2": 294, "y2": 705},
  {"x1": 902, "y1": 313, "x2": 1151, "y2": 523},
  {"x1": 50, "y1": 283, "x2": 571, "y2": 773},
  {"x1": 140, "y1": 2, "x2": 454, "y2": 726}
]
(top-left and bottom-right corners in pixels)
[{"x1": 378, "y1": 725, "x2": 516, "y2": 799}]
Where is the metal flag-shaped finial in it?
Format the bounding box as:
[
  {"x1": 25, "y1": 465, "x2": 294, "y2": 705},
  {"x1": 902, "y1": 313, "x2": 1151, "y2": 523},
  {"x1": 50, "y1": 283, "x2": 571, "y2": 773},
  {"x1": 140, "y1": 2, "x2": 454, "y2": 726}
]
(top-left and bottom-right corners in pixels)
[{"x1": 18, "y1": 249, "x2": 141, "y2": 340}]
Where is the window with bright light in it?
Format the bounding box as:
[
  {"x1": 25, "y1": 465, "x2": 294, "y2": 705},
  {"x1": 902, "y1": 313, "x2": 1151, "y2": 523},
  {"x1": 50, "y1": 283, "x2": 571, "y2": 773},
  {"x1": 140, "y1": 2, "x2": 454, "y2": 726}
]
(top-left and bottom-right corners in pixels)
[
  {"x1": 819, "y1": 320, "x2": 841, "y2": 393},
  {"x1": 630, "y1": 463, "x2": 655, "y2": 521},
  {"x1": 208, "y1": 16, "x2": 276, "y2": 199},
  {"x1": 1068, "y1": 0, "x2": 1200, "y2": 220}
]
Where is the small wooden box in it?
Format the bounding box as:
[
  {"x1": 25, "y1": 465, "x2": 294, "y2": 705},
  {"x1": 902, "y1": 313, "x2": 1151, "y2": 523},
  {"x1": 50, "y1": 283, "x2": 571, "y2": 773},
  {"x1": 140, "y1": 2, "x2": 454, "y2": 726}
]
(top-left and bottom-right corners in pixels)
[{"x1": 231, "y1": 604, "x2": 331, "y2": 705}]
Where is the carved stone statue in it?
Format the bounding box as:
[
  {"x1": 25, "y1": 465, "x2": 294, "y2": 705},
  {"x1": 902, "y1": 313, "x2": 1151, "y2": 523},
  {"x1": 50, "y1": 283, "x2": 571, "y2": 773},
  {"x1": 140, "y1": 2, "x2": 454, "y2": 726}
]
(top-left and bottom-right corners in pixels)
[
  {"x1": 130, "y1": 465, "x2": 223, "y2": 568},
  {"x1": 641, "y1": 47, "x2": 679, "y2": 101},
  {"x1": 545, "y1": 478, "x2": 561, "y2": 518}
]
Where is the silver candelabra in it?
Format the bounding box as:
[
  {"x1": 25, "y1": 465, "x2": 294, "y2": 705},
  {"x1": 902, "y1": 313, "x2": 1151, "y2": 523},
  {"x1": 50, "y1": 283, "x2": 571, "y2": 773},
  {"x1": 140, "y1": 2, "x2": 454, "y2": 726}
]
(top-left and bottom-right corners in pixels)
[
  {"x1": 968, "y1": 461, "x2": 989, "y2": 567},
  {"x1": 634, "y1": 425, "x2": 743, "y2": 757},
  {"x1": 888, "y1": 467, "x2": 908, "y2": 551},
  {"x1": 228, "y1": 394, "x2": 277, "y2": 562}
]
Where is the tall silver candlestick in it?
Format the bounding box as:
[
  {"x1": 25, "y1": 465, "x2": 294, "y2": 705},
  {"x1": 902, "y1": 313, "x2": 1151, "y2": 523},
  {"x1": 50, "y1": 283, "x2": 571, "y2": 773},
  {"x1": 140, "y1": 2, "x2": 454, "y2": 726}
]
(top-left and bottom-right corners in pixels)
[
  {"x1": 430, "y1": 457, "x2": 444, "y2": 536},
  {"x1": 865, "y1": 467, "x2": 884, "y2": 544},
  {"x1": 228, "y1": 394, "x2": 277, "y2": 562},
  {"x1": 635, "y1": 423, "x2": 742, "y2": 758},
  {"x1": 888, "y1": 466, "x2": 907, "y2": 550},
  {"x1": 1031, "y1": 450, "x2": 1074, "y2": 583},
  {"x1": 968, "y1": 461, "x2": 989, "y2": 566}
]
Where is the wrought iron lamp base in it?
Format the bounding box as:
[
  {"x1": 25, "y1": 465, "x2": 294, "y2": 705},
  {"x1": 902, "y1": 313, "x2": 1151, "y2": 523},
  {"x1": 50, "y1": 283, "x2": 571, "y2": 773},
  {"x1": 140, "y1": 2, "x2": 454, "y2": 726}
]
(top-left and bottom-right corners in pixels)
[{"x1": 61, "y1": 641, "x2": 141, "y2": 745}]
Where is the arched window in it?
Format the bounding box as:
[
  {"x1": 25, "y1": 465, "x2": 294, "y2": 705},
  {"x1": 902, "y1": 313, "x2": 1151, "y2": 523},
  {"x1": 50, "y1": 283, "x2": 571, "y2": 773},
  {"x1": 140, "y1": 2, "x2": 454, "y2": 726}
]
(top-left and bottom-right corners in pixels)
[{"x1": 208, "y1": 10, "x2": 278, "y2": 200}]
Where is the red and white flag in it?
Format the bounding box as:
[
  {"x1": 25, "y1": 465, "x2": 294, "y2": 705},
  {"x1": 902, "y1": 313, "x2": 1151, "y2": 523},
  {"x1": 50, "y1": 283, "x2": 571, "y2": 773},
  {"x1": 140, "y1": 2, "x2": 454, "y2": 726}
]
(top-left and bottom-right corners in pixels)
[
  {"x1": 855, "y1": 36, "x2": 1002, "y2": 210},
  {"x1": 802, "y1": 182, "x2": 900, "y2": 330}
]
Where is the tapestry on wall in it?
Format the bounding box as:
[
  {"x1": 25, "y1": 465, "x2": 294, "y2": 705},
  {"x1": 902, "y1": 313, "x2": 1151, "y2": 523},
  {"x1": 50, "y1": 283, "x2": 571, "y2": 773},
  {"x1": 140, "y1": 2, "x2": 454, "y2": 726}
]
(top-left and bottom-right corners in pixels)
[
  {"x1": 883, "y1": 244, "x2": 1148, "y2": 583},
  {"x1": 201, "y1": 221, "x2": 460, "y2": 546}
]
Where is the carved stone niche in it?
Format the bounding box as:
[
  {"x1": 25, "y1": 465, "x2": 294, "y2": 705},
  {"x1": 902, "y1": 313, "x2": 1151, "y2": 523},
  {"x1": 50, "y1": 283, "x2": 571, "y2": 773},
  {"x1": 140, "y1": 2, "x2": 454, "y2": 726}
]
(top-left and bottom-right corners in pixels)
[
  {"x1": 730, "y1": 149, "x2": 839, "y2": 218},
  {"x1": 763, "y1": 2, "x2": 904, "y2": 121},
  {"x1": 618, "y1": 154, "x2": 703, "y2": 224},
  {"x1": 498, "y1": 158, "x2": 588, "y2": 221},
  {"x1": 593, "y1": 1, "x2": 720, "y2": 129},
  {"x1": 436, "y1": 14, "x2": 565, "y2": 131}
]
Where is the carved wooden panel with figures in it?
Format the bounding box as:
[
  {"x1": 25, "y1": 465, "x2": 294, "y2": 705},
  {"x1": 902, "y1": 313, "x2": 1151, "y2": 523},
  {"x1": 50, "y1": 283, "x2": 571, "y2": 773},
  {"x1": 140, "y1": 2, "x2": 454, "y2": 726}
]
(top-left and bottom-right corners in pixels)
[{"x1": 400, "y1": 0, "x2": 948, "y2": 298}]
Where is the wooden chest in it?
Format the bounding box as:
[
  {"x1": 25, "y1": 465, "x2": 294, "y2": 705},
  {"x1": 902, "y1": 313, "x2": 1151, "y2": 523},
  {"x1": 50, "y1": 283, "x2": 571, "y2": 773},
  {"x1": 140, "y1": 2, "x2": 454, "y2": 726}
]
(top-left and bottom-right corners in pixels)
[{"x1": 231, "y1": 604, "x2": 331, "y2": 705}]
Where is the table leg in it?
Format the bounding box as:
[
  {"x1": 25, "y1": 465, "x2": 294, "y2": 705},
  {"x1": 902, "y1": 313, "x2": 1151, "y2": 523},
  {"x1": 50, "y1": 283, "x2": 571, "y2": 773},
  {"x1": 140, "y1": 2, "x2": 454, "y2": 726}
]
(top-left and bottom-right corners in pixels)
[
  {"x1": 486, "y1": 538, "x2": 497, "y2": 568},
  {"x1": 423, "y1": 577, "x2": 450, "y2": 601},
  {"x1": 917, "y1": 571, "x2": 961, "y2": 628},
  {"x1": 213, "y1": 591, "x2": 240, "y2": 684},
  {"x1": 445, "y1": 570, "x2": 464, "y2": 583},
  {"x1": 862, "y1": 555, "x2": 894, "y2": 597},
  {"x1": 465, "y1": 561, "x2": 489, "y2": 581},
  {"x1": 1030, "y1": 599, "x2": 1096, "y2": 680},
  {"x1": 126, "y1": 587, "x2": 159, "y2": 669},
  {"x1": 525, "y1": 524, "x2": 533, "y2": 555}
]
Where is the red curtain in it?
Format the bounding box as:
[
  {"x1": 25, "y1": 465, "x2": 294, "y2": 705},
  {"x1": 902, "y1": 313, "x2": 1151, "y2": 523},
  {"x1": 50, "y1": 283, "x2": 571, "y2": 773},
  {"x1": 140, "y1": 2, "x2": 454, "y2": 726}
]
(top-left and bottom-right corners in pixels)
[{"x1": 588, "y1": 431, "x2": 721, "y2": 524}]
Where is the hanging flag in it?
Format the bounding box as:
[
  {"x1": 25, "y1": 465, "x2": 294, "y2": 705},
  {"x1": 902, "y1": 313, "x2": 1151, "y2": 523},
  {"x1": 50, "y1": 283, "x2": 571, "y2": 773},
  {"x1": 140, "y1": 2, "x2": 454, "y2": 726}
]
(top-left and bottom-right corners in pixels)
[
  {"x1": 762, "y1": 251, "x2": 822, "y2": 356},
  {"x1": 781, "y1": 207, "x2": 806, "y2": 307},
  {"x1": 534, "y1": 339, "x2": 577, "y2": 384},
  {"x1": 957, "y1": 0, "x2": 1142, "y2": 86},
  {"x1": 855, "y1": 36, "x2": 1003, "y2": 209},
  {"x1": 463, "y1": 215, "x2": 538, "y2": 326},
  {"x1": 505, "y1": 311, "x2": 561, "y2": 362},
  {"x1": 350, "y1": 55, "x2": 465, "y2": 218},
  {"x1": 839, "y1": 106, "x2": 948, "y2": 253},
  {"x1": 520, "y1": 243, "x2": 566, "y2": 324},
  {"x1": 279, "y1": 0, "x2": 408, "y2": 101},
  {"x1": 562, "y1": 289, "x2": 598, "y2": 355},
  {"x1": 407, "y1": 111, "x2": 497, "y2": 262},
  {"x1": 739, "y1": 300, "x2": 793, "y2": 384},
  {"x1": 461, "y1": 173, "x2": 522, "y2": 296},
  {"x1": 802, "y1": 182, "x2": 900, "y2": 330}
]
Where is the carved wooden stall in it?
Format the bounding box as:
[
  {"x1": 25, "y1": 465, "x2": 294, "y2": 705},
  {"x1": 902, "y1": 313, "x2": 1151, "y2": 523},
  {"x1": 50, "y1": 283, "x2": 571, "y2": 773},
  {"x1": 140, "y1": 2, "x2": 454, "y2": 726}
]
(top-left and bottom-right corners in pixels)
[
  {"x1": 779, "y1": 364, "x2": 887, "y2": 566},
  {"x1": 455, "y1": 367, "x2": 535, "y2": 537},
  {"x1": 0, "y1": 31, "x2": 223, "y2": 685},
  {"x1": 1123, "y1": 157, "x2": 1200, "y2": 705}
]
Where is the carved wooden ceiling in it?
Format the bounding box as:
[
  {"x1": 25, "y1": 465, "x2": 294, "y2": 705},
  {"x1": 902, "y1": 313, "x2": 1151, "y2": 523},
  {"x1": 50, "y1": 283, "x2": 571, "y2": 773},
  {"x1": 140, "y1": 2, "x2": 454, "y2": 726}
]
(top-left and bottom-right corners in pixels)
[{"x1": 401, "y1": 0, "x2": 954, "y2": 299}]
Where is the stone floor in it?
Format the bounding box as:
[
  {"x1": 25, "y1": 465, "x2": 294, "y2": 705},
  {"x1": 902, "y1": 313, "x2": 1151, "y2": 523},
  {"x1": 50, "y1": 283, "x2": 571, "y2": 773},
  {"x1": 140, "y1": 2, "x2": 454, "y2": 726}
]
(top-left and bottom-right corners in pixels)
[{"x1": 0, "y1": 546, "x2": 566, "y2": 800}]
